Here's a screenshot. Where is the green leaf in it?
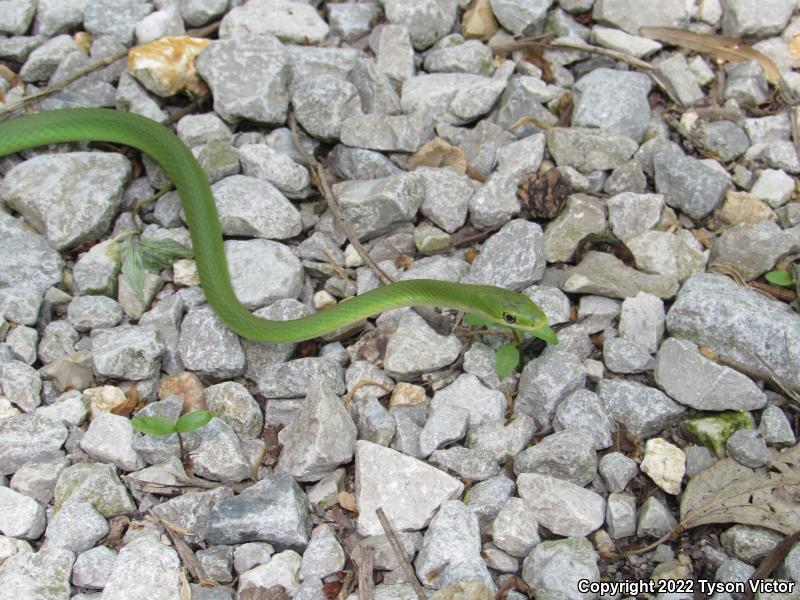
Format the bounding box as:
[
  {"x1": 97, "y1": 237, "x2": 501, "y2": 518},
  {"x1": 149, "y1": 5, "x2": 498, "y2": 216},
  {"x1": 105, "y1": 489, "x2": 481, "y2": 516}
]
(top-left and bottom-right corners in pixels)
[
  {"x1": 131, "y1": 415, "x2": 177, "y2": 436},
  {"x1": 175, "y1": 410, "x2": 214, "y2": 433},
  {"x1": 139, "y1": 237, "x2": 193, "y2": 272},
  {"x1": 495, "y1": 344, "x2": 520, "y2": 379},
  {"x1": 120, "y1": 239, "x2": 145, "y2": 303},
  {"x1": 464, "y1": 313, "x2": 500, "y2": 328},
  {"x1": 765, "y1": 270, "x2": 794, "y2": 287}
]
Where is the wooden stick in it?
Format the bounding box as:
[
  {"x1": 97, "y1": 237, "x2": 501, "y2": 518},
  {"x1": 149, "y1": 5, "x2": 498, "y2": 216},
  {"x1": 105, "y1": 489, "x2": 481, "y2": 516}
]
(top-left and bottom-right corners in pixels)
[
  {"x1": 375, "y1": 507, "x2": 426, "y2": 600},
  {"x1": 358, "y1": 545, "x2": 375, "y2": 600}
]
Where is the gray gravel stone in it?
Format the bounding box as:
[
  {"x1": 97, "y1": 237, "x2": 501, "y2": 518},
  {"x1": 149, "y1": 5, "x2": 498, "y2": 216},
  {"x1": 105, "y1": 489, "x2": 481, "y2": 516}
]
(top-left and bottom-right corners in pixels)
[
  {"x1": 592, "y1": 0, "x2": 688, "y2": 34},
  {"x1": 416, "y1": 167, "x2": 475, "y2": 233},
  {"x1": 637, "y1": 496, "x2": 678, "y2": 538},
  {"x1": 561, "y1": 251, "x2": 679, "y2": 299},
  {"x1": 204, "y1": 381, "x2": 263, "y2": 439},
  {"x1": 710, "y1": 221, "x2": 797, "y2": 281},
  {"x1": 191, "y1": 417, "x2": 252, "y2": 483},
  {"x1": 666, "y1": 273, "x2": 800, "y2": 390},
  {"x1": 466, "y1": 415, "x2": 535, "y2": 463},
  {"x1": 384, "y1": 310, "x2": 461, "y2": 380},
  {"x1": 424, "y1": 39, "x2": 494, "y2": 76},
  {"x1": 178, "y1": 0, "x2": 230, "y2": 27},
  {"x1": 196, "y1": 545, "x2": 233, "y2": 584},
  {"x1": 544, "y1": 194, "x2": 607, "y2": 262},
  {"x1": 256, "y1": 357, "x2": 345, "y2": 399},
  {"x1": 517, "y1": 472, "x2": 605, "y2": 537},
  {"x1": 101, "y1": 537, "x2": 181, "y2": 600},
  {"x1": 726, "y1": 429, "x2": 770, "y2": 468},
  {"x1": 92, "y1": 325, "x2": 163, "y2": 381},
  {"x1": 9, "y1": 457, "x2": 68, "y2": 505},
  {"x1": 720, "y1": 524, "x2": 783, "y2": 563},
  {"x1": 381, "y1": 0, "x2": 459, "y2": 50},
  {"x1": 750, "y1": 169, "x2": 795, "y2": 207},
  {"x1": 654, "y1": 337, "x2": 767, "y2": 411},
  {"x1": 684, "y1": 444, "x2": 715, "y2": 477},
  {"x1": 54, "y1": 462, "x2": 135, "y2": 517},
  {"x1": 494, "y1": 76, "x2": 558, "y2": 137},
  {"x1": 515, "y1": 429, "x2": 598, "y2": 486},
  {"x1": 334, "y1": 172, "x2": 425, "y2": 240},
  {"x1": 0, "y1": 0, "x2": 36, "y2": 34},
  {"x1": 725, "y1": 60, "x2": 769, "y2": 108},
  {"x1": 238, "y1": 549, "x2": 301, "y2": 596},
  {"x1": 178, "y1": 306, "x2": 245, "y2": 378},
  {"x1": 0, "y1": 414, "x2": 68, "y2": 475},
  {"x1": 0, "y1": 486, "x2": 45, "y2": 539},
  {"x1": 514, "y1": 350, "x2": 586, "y2": 428},
  {"x1": 469, "y1": 133, "x2": 546, "y2": 228},
  {"x1": 552, "y1": 389, "x2": 613, "y2": 450},
  {"x1": 18, "y1": 34, "x2": 80, "y2": 82},
  {"x1": 721, "y1": 0, "x2": 796, "y2": 37},
  {"x1": 37, "y1": 322, "x2": 78, "y2": 365},
  {"x1": 292, "y1": 76, "x2": 361, "y2": 142},
  {"x1": 758, "y1": 405, "x2": 796, "y2": 447},
  {"x1": 220, "y1": 0, "x2": 328, "y2": 43},
  {"x1": 597, "y1": 379, "x2": 685, "y2": 438},
  {"x1": 329, "y1": 2, "x2": 379, "y2": 41},
  {"x1": 606, "y1": 493, "x2": 637, "y2": 539},
  {"x1": 0, "y1": 212, "x2": 64, "y2": 326},
  {"x1": 355, "y1": 440, "x2": 464, "y2": 536},
  {"x1": 654, "y1": 53, "x2": 705, "y2": 106},
  {"x1": 429, "y1": 373, "x2": 505, "y2": 429},
  {"x1": 603, "y1": 336, "x2": 654, "y2": 374},
  {"x1": 599, "y1": 452, "x2": 638, "y2": 493},
  {"x1": 79, "y1": 413, "x2": 144, "y2": 472},
  {"x1": 572, "y1": 68, "x2": 652, "y2": 142},
  {"x1": 205, "y1": 472, "x2": 311, "y2": 550},
  {"x1": 490, "y1": 497, "x2": 540, "y2": 558},
  {"x1": 419, "y1": 403, "x2": 470, "y2": 458},
  {"x1": 340, "y1": 112, "x2": 434, "y2": 153},
  {"x1": 372, "y1": 24, "x2": 415, "y2": 84},
  {"x1": 1, "y1": 152, "x2": 131, "y2": 250},
  {"x1": 66, "y1": 296, "x2": 122, "y2": 333},
  {"x1": 697, "y1": 120, "x2": 750, "y2": 163},
  {"x1": 654, "y1": 151, "x2": 731, "y2": 219},
  {"x1": 329, "y1": 145, "x2": 400, "y2": 180},
  {"x1": 400, "y1": 73, "x2": 507, "y2": 126},
  {"x1": 414, "y1": 500, "x2": 494, "y2": 591},
  {"x1": 44, "y1": 501, "x2": 108, "y2": 554},
  {"x1": 428, "y1": 446, "x2": 499, "y2": 481},
  {"x1": 547, "y1": 127, "x2": 639, "y2": 173},
  {"x1": 0, "y1": 545, "x2": 74, "y2": 600},
  {"x1": 149, "y1": 485, "x2": 232, "y2": 545},
  {"x1": 464, "y1": 219, "x2": 545, "y2": 289},
  {"x1": 2, "y1": 359, "x2": 41, "y2": 413},
  {"x1": 72, "y1": 239, "x2": 119, "y2": 297},
  {"x1": 210, "y1": 175, "x2": 302, "y2": 239},
  {"x1": 299, "y1": 525, "x2": 345, "y2": 581},
  {"x1": 463, "y1": 474, "x2": 515, "y2": 527},
  {"x1": 196, "y1": 34, "x2": 289, "y2": 125},
  {"x1": 225, "y1": 240, "x2": 303, "y2": 310},
  {"x1": 71, "y1": 546, "x2": 117, "y2": 590},
  {"x1": 277, "y1": 376, "x2": 357, "y2": 481},
  {"x1": 522, "y1": 537, "x2": 599, "y2": 597}
]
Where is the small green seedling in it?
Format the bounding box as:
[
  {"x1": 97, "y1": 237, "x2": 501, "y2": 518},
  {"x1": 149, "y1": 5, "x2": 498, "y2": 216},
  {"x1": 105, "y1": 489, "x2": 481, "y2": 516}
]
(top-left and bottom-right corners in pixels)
[
  {"x1": 463, "y1": 314, "x2": 552, "y2": 378},
  {"x1": 131, "y1": 410, "x2": 213, "y2": 472},
  {"x1": 765, "y1": 269, "x2": 795, "y2": 287},
  {"x1": 119, "y1": 235, "x2": 193, "y2": 303}
]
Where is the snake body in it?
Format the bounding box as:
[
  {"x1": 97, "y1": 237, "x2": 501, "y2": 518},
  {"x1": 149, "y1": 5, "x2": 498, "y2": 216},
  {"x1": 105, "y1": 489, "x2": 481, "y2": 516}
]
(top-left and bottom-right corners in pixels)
[{"x1": 0, "y1": 108, "x2": 555, "y2": 344}]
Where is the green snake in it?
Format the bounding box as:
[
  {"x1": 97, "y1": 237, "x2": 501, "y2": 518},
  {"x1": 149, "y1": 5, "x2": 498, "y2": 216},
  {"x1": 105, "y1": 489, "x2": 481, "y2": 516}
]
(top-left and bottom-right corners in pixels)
[{"x1": 0, "y1": 108, "x2": 556, "y2": 344}]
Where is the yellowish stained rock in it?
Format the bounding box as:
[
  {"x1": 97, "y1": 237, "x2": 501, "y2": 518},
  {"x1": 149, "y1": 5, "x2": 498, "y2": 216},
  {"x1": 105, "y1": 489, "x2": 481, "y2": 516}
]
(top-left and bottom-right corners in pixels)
[{"x1": 128, "y1": 36, "x2": 209, "y2": 97}]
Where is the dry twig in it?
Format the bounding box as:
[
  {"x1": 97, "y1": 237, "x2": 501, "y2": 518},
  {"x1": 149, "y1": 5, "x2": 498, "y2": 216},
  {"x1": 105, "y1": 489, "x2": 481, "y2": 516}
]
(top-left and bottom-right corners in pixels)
[
  {"x1": 357, "y1": 545, "x2": 375, "y2": 600},
  {"x1": 375, "y1": 508, "x2": 427, "y2": 600},
  {"x1": 148, "y1": 510, "x2": 215, "y2": 586}
]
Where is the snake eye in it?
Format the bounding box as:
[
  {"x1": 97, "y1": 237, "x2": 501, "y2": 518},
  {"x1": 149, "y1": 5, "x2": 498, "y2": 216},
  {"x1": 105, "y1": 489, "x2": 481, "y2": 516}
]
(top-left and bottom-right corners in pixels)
[{"x1": 503, "y1": 312, "x2": 517, "y2": 324}]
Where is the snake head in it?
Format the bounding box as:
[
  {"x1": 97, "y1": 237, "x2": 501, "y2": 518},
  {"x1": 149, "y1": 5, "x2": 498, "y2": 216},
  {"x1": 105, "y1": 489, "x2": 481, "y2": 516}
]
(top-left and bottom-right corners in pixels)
[{"x1": 486, "y1": 289, "x2": 559, "y2": 345}]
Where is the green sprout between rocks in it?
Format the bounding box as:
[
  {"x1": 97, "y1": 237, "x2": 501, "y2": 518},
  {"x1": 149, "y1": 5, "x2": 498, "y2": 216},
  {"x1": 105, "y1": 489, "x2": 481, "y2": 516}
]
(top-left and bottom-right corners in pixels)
[
  {"x1": 765, "y1": 269, "x2": 795, "y2": 288},
  {"x1": 131, "y1": 410, "x2": 213, "y2": 469},
  {"x1": 118, "y1": 235, "x2": 193, "y2": 303},
  {"x1": 463, "y1": 314, "x2": 524, "y2": 379}
]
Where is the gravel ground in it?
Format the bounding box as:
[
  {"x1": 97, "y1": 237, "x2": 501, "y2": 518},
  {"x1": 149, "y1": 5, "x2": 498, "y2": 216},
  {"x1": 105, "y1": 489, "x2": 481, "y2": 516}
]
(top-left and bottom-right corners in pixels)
[{"x1": 1, "y1": 0, "x2": 800, "y2": 599}]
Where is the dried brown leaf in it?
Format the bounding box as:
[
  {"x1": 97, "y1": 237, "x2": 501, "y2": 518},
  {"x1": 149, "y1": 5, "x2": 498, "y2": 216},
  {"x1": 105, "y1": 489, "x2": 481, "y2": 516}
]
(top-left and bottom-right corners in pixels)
[
  {"x1": 640, "y1": 26, "x2": 782, "y2": 85},
  {"x1": 680, "y1": 445, "x2": 800, "y2": 535},
  {"x1": 408, "y1": 137, "x2": 466, "y2": 173}
]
